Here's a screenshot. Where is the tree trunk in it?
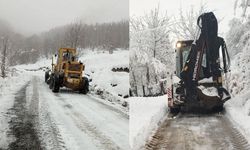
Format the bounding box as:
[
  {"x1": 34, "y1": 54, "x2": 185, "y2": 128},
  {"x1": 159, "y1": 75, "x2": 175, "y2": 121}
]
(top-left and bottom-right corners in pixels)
[{"x1": 1, "y1": 38, "x2": 7, "y2": 78}]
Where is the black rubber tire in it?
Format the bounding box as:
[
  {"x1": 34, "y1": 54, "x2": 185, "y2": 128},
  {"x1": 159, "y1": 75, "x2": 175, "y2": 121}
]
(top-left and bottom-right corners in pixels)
[
  {"x1": 52, "y1": 75, "x2": 60, "y2": 93},
  {"x1": 170, "y1": 107, "x2": 180, "y2": 114},
  {"x1": 46, "y1": 77, "x2": 51, "y2": 85},
  {"x1": 80, "y1": 77, "x2": 89, "y2": 94},
  {"x1": 212, "y1": 105, "x2": 224, "y2": 112},
  {"x1": 45, "y1": 71, "x2": 49, "y2": 83},
  {"x1": 49, "y1": 75, "x2": 54, "y2": 89}
]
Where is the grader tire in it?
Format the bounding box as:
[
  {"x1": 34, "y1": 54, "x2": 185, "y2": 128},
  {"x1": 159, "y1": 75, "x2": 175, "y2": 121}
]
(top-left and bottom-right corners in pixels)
[
  {"x1": 45, "y1": 71, "x2": 49, "y2": 83},
  {"x1": 49, "y1": 75, "x2": 54, "y2": 89},
  {"x1": 52, "y1": 76, "x2": 60, "y2": 93},
  {"x1": 80, "y1": 77, "x2": 89, "y2": 94}
]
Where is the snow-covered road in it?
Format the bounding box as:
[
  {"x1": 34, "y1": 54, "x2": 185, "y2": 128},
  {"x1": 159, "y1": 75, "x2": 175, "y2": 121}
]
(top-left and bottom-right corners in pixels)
[
  {"x1": 144, "y1": 113, "x2": 250, "y2": 150},
  {"x1": 6, "y1": 75, "x2": 129, "y2": 150}
]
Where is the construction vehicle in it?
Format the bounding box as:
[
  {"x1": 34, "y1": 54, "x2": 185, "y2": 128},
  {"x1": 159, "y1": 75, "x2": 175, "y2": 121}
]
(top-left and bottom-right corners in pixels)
[
  {"x1": 167, "y1": 12, "x2": 231, "y2": 113},
  {"x1": 45, "y1": 48, "x2": 89, "y2": 94}
]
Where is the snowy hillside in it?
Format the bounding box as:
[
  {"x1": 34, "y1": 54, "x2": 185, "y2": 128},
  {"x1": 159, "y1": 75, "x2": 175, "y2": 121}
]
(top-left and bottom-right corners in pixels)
[
  {"x1": 224, "y1": 18, "x2": 250, "y2": 142},
  {"x1": 80, "y1": 49, "x2": 129, "y2": 98}
]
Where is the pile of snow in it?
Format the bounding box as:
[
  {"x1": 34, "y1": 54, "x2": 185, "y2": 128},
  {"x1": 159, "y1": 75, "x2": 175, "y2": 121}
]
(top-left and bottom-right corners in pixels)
[
  {"x1": 198, "y1": 86, "x2": 218, "y2": 97},
  {"x1": 78, "y1": 49, "x2": 129, "y2": 110},
  {"x1": 79, "y1": 49, "x2": 129, "y2": 98},
  {"x1": 198, "y1": 77, "x2": 213, "y2": 83},
  {"x1": 14, "y1": 58, "x2": 51, "y2": 72},
  {"x1": 225, "y1": 91, "x2": 250, "y2": 142},
  {"x1": 129, "y1": 95, "x2": 168, "y2": 149},
  {"x1": 198, "y1": 77, "x2": 219, "y2": 97}
]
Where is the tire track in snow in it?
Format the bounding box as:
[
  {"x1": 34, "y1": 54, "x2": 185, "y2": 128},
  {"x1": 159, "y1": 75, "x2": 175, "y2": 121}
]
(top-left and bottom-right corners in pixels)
[
  {"x1": 7, "y1": 77, "x2": 67, "y2": 150},
  {"x1": 144, "y1": 113, "x2": 250, "y2": 150},
  {"x1": 31, "y1": 77, "x2": 66, "y2": 150},
  {"x1": 55, "y1": 94, "x2": 121, "y2": 150},
  {"x1": 59, "y1": 88, "x2": 128, "y2": 119},
  {"x1": 221, "y1": 116, "x2": 250, "y2": 150},
  {"x1": 40, "y1": 76, "x2": 128, "y2": 150},
  {"x1": 7, "y1": 81, "x2": 42, "y2": 150},
  {"x1": 70, "y1": 111, "x2": 121, "y2": 150}
]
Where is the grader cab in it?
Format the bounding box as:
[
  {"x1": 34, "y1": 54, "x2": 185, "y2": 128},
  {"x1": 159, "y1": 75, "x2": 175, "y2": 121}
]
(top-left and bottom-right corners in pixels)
[{"x1": 45, "y1": 48, "x2": 89, "y2": 94}]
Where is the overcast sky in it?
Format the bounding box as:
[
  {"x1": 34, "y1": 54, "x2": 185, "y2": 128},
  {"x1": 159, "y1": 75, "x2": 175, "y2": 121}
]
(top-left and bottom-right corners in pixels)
[
  {"x1": 0, "y1": 0, "x2": 128, "y2": 36},
  {"x1": 130, "y1": 0, "x2": 236, "y2": 36}
]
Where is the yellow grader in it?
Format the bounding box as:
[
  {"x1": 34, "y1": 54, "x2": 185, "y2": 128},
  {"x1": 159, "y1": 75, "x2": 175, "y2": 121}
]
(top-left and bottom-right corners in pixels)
[{"x1": 45, "y1": 48, "x2": 89, "y2": 94}]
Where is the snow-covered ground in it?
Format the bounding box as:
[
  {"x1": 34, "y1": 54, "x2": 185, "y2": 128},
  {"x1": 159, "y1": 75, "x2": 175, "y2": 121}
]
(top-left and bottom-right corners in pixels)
[
  {"x1": 80, "y1": 49, "x2": 129, "y2": 111},
  {"x1": 36, "y1": 76, "x2": 128, "y2": 149},
  {"x1": 225, "y1": 92, "x2": 250, "y2": 142},
  {"x1": 0, "y1": 49, "x2": 129, "y2": 149},
  {"x1": 129, "y1": 96, "x2": 168, "y2": 149},
  {"x1": 80, "y1": 49, "x2": 129, "y2": 97},
  {"x1": 129, "y1": 93, "x2": 250, "y2": 150},
  {"x1": 0, "y1": 71, "x2": 30, "y2": 148}
]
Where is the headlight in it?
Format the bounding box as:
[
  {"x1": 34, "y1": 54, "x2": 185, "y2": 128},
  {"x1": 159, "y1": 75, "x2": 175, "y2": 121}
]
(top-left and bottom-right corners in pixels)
[{"x1": 176, "y1": 42, "x2": 182, "y2": 48}]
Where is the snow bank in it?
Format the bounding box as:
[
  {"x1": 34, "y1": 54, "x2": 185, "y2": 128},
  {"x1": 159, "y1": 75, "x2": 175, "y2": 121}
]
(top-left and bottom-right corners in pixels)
[
  {"x1": 224, "y1": 46, "x2": 250, "y2": 143},
  {"x1": 225, "y1": 17, "x2": 250, "y2": 143},
  {"x1": 14, "y1": 57, "x2": 51, "y2": 72},
  {"x1": 129, "y1": 95, "x2": 168, "y2": 149},
  {"x1": 77, "y1": 49, "x2": 129, "y2": 111},
  {"x1": 79, "y1": 49, "x2": 129, "y2": 98},
  {"x1": 225, "y1": 91, "x2": 250, "y2": 142}
]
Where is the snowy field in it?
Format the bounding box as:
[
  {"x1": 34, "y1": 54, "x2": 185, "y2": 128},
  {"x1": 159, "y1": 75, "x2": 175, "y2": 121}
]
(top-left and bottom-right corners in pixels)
[{"x1": 129, "y1": 96, "x2": 168, "y2": 149}]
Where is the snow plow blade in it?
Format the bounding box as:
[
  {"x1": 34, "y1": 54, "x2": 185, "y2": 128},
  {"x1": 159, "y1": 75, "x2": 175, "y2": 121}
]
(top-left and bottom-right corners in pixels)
[{"x1": 181, "y1": 88, "x2": 230, "y2": 113}]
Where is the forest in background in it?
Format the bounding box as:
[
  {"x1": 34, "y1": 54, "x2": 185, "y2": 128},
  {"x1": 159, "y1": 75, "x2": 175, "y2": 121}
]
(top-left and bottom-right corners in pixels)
[{"x1": 0, "y1": 19, "x2": 129, "y2": 67}]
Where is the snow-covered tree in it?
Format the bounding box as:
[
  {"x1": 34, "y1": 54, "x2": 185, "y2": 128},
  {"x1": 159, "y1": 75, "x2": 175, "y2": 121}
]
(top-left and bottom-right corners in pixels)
[
  {"x1": 226, "y1": 2, "x2": 250, "y2": 96},
  {"x1": 234, "y1": 0, "x2": 250, "y2": 17},
  {"x1": 226, "y1": 18, "x2": 247, "y2": 57},
  {"x1": 65, "y1": 21, "x2": 82, "y2": 48},
  {"x1": 130, "y1": 5, "x2": 172, "y2": 96},
  {"x1": 172, "y1": 4, "x2": 206, "y2": 40},
  {"x1": 1, "y1": 36, "x2": 9, "y2": 78}
]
